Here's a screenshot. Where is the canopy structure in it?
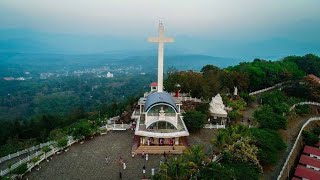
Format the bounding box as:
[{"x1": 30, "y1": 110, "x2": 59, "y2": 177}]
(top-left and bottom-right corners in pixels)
[
  {"x1": 209, "y1": 94, "x2": 228, "y2": 118},
  {"x1": 144, "y1": 92, "x2": 178, "y2": 112}
]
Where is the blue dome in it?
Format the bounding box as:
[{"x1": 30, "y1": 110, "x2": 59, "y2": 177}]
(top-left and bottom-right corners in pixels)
[{"x1": 144, "y1": 92, "x2": 178, "y2": 112}]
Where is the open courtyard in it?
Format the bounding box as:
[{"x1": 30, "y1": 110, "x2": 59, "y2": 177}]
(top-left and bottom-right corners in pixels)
[
  {"x1": 23, "y1": 129, "x2": 215, "y2": 180},
  {"x1": 24, "y1": 131, "x2": 161, "y2": 180}
]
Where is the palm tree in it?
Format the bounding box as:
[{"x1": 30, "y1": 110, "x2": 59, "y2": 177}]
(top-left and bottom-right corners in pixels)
[
  {"x1": 155, "y1": 159, "x2": 188, "y2": 180},
  {"x1": 211, "y1": 131, "x2": 226, "y2": 153}
]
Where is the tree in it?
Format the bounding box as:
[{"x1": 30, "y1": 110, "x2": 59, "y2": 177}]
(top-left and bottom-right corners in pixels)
[
  {"x1": 183, "y1": 145, "x2": 206, "y2": 168},
  {"x1": 182, "y1": 111, "x2": 206, "y2": 132},
  {"x1": 49, "y1": 128, "x2": 67, "y2": 141},
  {"x1": 199, "y1": 162, "x2": 235, "y2": 180},
  {"x1": 295, "y1": 105, "x2": 310, "y2": 116},
  {"x1": 249, "y1": 128, "x2": 286, "y2": 166},
  {"x1": 70, "y1": 120, "x2": 95, "y2": 140},
  {"x1": 223, "y1": 137, "x2": 262, "y2": 173},
  {"x1": 302, "y1": 130, "x2": 318, "y2": 146},
  {"x1": 254, "y1": 105, "x2": 287, "y2": 130}
]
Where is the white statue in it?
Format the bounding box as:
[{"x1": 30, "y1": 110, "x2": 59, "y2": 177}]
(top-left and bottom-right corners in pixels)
[
  {"x1": 159, "y1": 107, "x2": 166, "y2": 120},
  {"x1": 234, "y1": 87, "x2": 238, "y2": 96}
]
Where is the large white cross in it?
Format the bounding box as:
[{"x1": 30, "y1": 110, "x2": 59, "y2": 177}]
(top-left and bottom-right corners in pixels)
[{"x1": 148, "y1": 22, "x2": 174, "y2": 92}]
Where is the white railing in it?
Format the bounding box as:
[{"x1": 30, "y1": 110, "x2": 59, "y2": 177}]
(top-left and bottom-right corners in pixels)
[
  {"x1": 174, "y1": 96, "x2": 202, "y2": 102},
  {"x1": 0, "y1": 138, "x2": 78, "y2": 177},
  {"x1": 169, "y1": 92, "x2": 191, "y2": 97},
  {"x1": 249, "y1": 82, "x2": 284, "y2": 96},
  {"x1": 0, "y1": 141, "x2": 53, "y2": 164},
  {"x1": 108, "y1": 123, "x2": 131, "y2": 130},
  {"x1": 277, "y1": 117, "x2": 320, "y2": 180},
  {"x1": 289, "y1": 101, "x2": 320, "y2": 111},
  {"x1": 0, "y1": 149, "x2": 46, "y2": 176},
  {"x1": 204, "y1": 124, "x2": 225, "y2": 129}
]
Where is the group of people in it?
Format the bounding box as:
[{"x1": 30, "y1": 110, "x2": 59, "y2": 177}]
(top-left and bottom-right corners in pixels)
[
  {"x1": 147, "y1": 137, "x2": 154, "y2": 146},
  {"x1": 146, "y1": 137, "x2": 176, "y2": 146},
  {"x1": 104, "y1": 155, "x2": 127, "y2": 179},
  {"x1": 160, "y1": 138, "x2": 175, "y2": 146}
]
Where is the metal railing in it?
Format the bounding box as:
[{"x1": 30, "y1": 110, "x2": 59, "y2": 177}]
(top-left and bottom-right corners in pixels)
[
  {"x1": 0, "y1": 138, "x2": 78, "y2": 177},
  {"x1": 0, "y1": 141, "x2": 53, "y2": 164}
]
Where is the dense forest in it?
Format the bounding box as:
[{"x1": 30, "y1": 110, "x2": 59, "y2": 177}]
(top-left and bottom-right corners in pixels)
[
  {"x1": 156, "y1": 54, "x2": 320, "y2": 179},
  {"x1": 0, "y1": 53, "x2": 319, "y2": 160},
  {"x1": 0, "y1": 72, "x2": 155, "y2": 155},
  {"x1": 165, "y1": 54, "x2": 320, "y2": 98}
]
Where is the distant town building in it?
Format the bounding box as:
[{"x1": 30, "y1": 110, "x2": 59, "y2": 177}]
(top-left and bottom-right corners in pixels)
[
  {"x1": 3, "y1": 77, "x2": 15, "y2": 81},
  {"x1": 40, "y1": 73, "x2": 54, "y2": 79},
  {"x1": 15, "y1": 77, "x2": 25, "y2": 81},
  {"x1": 107, "y1": 72, "x2": 114, "y2": 78},
  {"x1": 3, "y1": 77, "x2": 25, "y2": 81}
]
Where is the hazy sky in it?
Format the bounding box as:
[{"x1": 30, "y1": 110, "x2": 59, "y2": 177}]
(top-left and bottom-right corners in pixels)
[
  {"x1": 1, "y1": 0, "x2": 319, "y2": 37},
  {"x1": 0, "y1": 0, "x2": 319, "y2": 57}
]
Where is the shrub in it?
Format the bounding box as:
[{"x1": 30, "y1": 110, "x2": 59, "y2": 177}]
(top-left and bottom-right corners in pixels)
[
  {"x1": 295, "y1": 105, "x2": 310, "y2": 116},
  {"x1": 57, "y1": 137, "x2": 68, "y2": 148},
  {"x1": 11, "y1": 163, "x2": 28, "y2": 175},
  {"x1": 183, "y1": 111, "x2": 206, "y2": 132},
  {"x1": 302, "y1": 130, "x2": 318, "y2": 146},
  {"x1": 249, "y1": 128, "x2": 286, "y2": 165},
  {"x1": 254, "y1": 105, "x2": 287, "y2": 130},
  {"x1": 31, "y1": 156, "x2": 40, "y2": 164},
  {"x1": 41, "y1": 146, "x2": 51, "y2": 153}
]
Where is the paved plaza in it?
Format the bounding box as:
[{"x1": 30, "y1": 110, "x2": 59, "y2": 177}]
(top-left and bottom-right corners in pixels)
[
  {"x1": 23, "y1": 129, "x2": 216, "y2": 180},
  {"x1": 24, "y1": 131, "x2": 161, "y2": 180}
]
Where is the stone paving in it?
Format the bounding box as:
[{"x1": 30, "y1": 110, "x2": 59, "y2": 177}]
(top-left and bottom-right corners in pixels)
[{"x1": 24, "y1": 131, "x2": 161, "y2": 180}]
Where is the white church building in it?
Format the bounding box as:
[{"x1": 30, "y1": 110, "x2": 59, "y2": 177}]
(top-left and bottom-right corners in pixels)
[{"x1": 131, "y1": 22, "x2": 189, "y2": 154}]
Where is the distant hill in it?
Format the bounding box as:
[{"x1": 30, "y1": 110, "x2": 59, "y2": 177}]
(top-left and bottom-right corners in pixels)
[
  {"x1": 120, "y1": 54, "x2": 239, "y2": 71},
  {"x1": 0, "y1": 52, "x2": 239, "y2": 72}
]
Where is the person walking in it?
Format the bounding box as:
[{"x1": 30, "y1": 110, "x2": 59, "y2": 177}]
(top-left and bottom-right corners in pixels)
[
  {"x1": 119, "y1": 171, "x2": 122, "y2": 179},
  {"x1": 143, "y1": 165, "x2": 146, "y2": 174},
  {"x1": 123, "y1": 162, "x2": 126, "y2": 170},
  {"x1": 146, "y1": 153, "x2": 149, "y2": 161},
  {"x1": 105, "y1": 156, "x2": 109, "y2": 164}
]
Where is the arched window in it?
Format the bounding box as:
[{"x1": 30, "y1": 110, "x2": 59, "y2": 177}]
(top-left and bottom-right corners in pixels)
[
  {"x1": 147, "y1": 121, "x2": 176, "y2": 130},
  {"x1": 147, "y1": 105, "x2": 175, "y2": 116}
]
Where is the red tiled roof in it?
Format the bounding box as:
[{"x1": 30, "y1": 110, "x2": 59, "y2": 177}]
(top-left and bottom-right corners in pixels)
[
  {"x1": 300, "y1": 155, "x2": 320, "y2": 168},
  {"x1": 294, "y1": 165, "x2": 320, "y2": 180},
  {"x1": 304, "y1": 146, "x2": 320, "y2": 157},
  {"x1": 291, "y1": 177, "x2": 301, "y2": 180},
  {"x1": 308, "y1": 74, "x2": 320, "y2": 83},
  {"x1": 150, "y1": 82, "x2": 158, "y2": 87}
]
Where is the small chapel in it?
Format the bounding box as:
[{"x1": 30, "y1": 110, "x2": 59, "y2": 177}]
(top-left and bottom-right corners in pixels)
[
  {"x1": 131, "y1": 22, "x2": 189, "y2": 155},
  {"x1": 207, "y1": 94, "x2": 229, "y2": 129}
]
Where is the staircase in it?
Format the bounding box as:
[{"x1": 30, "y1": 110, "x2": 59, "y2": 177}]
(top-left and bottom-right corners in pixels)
[{"x1": 135, "y1": 145, "x2": 186, "y2": 154}]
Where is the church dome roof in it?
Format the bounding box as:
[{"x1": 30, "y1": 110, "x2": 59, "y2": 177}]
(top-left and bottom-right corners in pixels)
[{"x1": 144, "y1": 91, "x2": 178, "y2": 112}]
